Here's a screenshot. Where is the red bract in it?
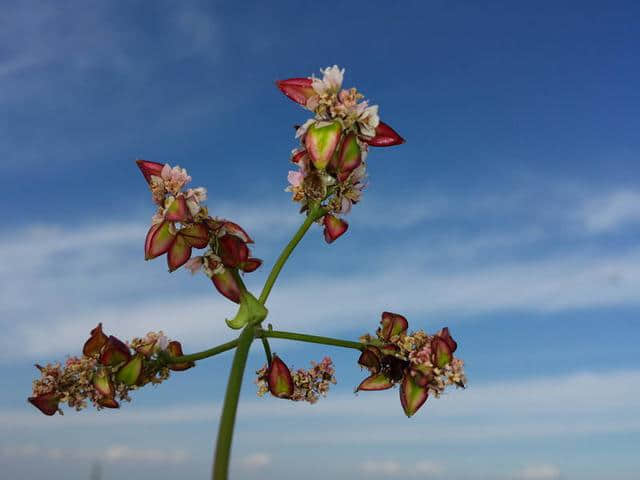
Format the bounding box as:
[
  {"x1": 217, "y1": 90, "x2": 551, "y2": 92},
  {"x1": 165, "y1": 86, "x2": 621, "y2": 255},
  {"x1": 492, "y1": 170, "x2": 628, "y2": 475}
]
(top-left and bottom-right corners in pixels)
[
  {"x1": 136, "y1": 159, "x2": 164, "y2": 183},
  {"x1": 99, "y1": 336, "x2": 131, "y2": 367},
  {"x1": 211, "y1": 269, "x2": 243, "y2": 304},
  {"x1": 28, "y1": 392, "x2": 61, "y2": 416},
  {"x1": 378, "y1": 312, "x2": 409, "y2": 342},
  {"x1": 275, "y1": 78, "x2": 315, "y2": 106},
  {"x1": 267, "y1": 355, "x2": 294, "y2": 399},
  {"x1": 145, "y1": 221, "x2": 176, "y2": 260},
  {"x1": 83, "y1": 323, "x2": 108, "y2": 357},
  {"x1": 323, "y1": 215, "x2": 348, "y2": 243},
  {"x1": 363, "y1": 121, "x2": 405, "y2": 147},
  {"x1": 400, "y1": 373, "x2": 429, "y2": 417},
  {"x1": 166, "y1": 341, "x2": 195, "y2": 371}
]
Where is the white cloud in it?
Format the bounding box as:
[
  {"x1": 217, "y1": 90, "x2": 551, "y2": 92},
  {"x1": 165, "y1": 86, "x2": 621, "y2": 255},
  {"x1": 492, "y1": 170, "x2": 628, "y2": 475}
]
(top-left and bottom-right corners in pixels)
[
  {"x1": 580, "y1": 190, "x2": 640, "y2": 233},
  {"x1": 0, "y1": 443, "x2": 190, "y2": 464},
  {"x1": 240, "y1": 452, "x2": 272, "y2": 469},
  {"x1": 359, "y1": 459, "x2": 444, "y2": 476},
  {"x1": 513, "y1": 464, "x2": 561, "y2": 480}
]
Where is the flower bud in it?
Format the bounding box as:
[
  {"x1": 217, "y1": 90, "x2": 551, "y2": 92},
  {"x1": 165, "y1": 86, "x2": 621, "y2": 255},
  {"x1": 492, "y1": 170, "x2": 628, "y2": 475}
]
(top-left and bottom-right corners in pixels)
[
  {"x1": 136, "y1": 159, "x2": 165, "y2": 183},
  {"x1": 98, "y1": 397, "x2": 120, "y2": 409},
  {"x1": 436, "y1": 327, "x2": 458, "y2": 353},
  {"x1": 211, "y1": 269, "x2": 242, "y2": 303},
  {"x1": 99, "y1": 336, "x2": 131, "y2": 367},
  {"x1": 337, "y1": 132, "x2": 362, "y2": 182},
  {"x1": 28, "y1": 392, "x2": 61, "y2": 416},
  {"x1": 219, "y1": 235, "x2": 249, "y2": 268},
  {"x1": 166, "y1": 341, "x2": 195, "y2": 371},
  {"x1": 323, "y1": 215, "x2": 348, "y2": 243},
  {"x1": 356, "y1": 372, "x2": 394, "y2": 391},
  {"x1": 164, "y1": 195, "x2": 191, "y2": 222},
  {"x1": 275, "y1": 78, "x2": 316, "y2": 106},
  {"x1": 358, "y1": 347, "x2": 381, "y2": 373},
  {"x1": 267, "y1": 355, "x2": 294, "y2": 399},
  {"x1": 240, "y1": 258, "x2": 262, "y2": 273},
  {"x1": 167, "y1": 234, "x2": 192, "y2": 272},
  {"x1": 400, "y1": 372, "x2": 429, "y2": 417},
  {"x1": 115, "y1": 354, "x2": 144, "y2": 386},
  {"x1": 432, "y1": 337, "x2": 453, "y2": 368},
  {"x1": 378, "y1": 312, "x2": 409, "y2": 342},
  {"x1": 305, "y1": 121, "x2": 343, "y2": 170},
  {"x1": 93, "y1": 368, "x2": 114, "y2": 397},
  {"x1": 363, "y1": 121, "x2": 405, "y2": 147},
  {"x1": 180, "y1": 223, "x2": 210, "y2": 248},
  {"x1": 145, "y1": 220, "x2": 176, "y2": 260},
  {"x1": 83, "y1": 323, "x2": 108, "y2": 358}
]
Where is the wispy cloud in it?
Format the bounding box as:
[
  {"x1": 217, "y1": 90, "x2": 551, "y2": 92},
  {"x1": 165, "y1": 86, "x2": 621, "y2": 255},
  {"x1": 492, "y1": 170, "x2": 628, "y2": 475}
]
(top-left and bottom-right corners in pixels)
[
  {"x1": 359, "y1": 459, "x2": 444, "y2": 477},
  {"x1": 580, "y1": 189, "x2": 640, "y2": 233},
  {"x1": 513, "y1": 464, "x2": 562, "y2": 480}
]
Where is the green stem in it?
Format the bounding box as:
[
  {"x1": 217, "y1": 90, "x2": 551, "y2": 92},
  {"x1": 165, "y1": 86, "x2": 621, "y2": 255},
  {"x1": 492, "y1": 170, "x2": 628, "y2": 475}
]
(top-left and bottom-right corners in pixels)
[
  {"x1": 258, "y1": 205, "x2": 327, "y2": 305},
  {"x1": 257, "y1": 329, "x2": 364, "y2": 351},
  {"x1": 212, "y1": 325, "x2": 255, "y2": 480},
  {"x1": 260, "y1": 337, "x2": 273, "y2": 366},
  {"x1": 165, "y1": 339, "x2": 239, "y2": 364}
]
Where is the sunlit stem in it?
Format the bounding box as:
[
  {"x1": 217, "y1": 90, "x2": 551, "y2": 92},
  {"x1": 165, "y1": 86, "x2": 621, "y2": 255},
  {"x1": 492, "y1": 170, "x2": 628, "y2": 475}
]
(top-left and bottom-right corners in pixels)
[{"x1": 257, "y1": 329, "x2": 364, "y2": 351}]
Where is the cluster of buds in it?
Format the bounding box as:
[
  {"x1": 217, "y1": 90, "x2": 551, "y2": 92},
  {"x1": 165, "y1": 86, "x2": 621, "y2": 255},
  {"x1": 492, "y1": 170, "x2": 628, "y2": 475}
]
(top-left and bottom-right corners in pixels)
[
  {"x1": 28, "y1": 324, "x2": 192, "y2": 416},
  {"x1": 277, "y1": 66, "x2": 404, "y2": 243},
  {"x1": 136, "y1": 160, "x2": 262, "y2": 303},
  {"x1": 357, "y1": 313, "x2": 466, "y2": 417},
  {"x1": 255, "y1": 355, "x2": 336, "y2": 404}
]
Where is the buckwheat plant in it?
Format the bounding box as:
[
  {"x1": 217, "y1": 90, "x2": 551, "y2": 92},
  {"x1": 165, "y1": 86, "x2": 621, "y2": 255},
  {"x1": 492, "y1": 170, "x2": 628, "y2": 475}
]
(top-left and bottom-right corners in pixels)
[{"x1": 29, "y1": 66, "x2": 466, "y2": 479}]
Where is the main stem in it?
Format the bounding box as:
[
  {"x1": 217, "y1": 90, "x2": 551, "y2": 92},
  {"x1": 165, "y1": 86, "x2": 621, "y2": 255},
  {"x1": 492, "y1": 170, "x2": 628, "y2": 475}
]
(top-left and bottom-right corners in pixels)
[
  {"x1": 212, "y1": 207, "x2": 325, "y2": 479},
  {"x1": 212, "y1": 325, "x2": 254, "y2": 479}
]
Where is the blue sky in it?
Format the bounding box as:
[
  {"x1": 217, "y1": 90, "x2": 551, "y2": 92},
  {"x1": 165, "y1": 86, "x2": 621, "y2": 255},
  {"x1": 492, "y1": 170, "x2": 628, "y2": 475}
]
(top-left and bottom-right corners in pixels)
[{"x1": 2, "y1": 1, "x2": 640, "y2": 479}]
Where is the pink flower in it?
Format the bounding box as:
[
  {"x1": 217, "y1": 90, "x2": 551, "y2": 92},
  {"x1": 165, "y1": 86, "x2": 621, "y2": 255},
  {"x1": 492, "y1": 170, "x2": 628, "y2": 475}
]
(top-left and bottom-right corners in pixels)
[
  {"x1": 312, "y1": 65, "x2": 344, "y2": 95},
  {"x1": 161, "y1": 164, "x2": 191, "y2": 195},
  {"x1": 287, "y1": 171, "x2": 304, "y2": 187},
  {"x1": 184, "y1": 256, "x2": 204, "y2": 274}
]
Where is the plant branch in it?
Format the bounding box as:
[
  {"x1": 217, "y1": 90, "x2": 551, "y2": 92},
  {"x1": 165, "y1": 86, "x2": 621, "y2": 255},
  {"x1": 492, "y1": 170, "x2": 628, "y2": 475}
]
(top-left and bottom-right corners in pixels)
[
  {"x1": 257, "y1": 329, "x2": 365, "y2": 351},
  {"x1": 258, "y1": 204, "x2": 327, "y2": 305},
  {"x1": 212, "y1": 325, "x2": 255, "y2": 480},
  {"x1": 163, "y1": 339, "x2": 239, "y2": 364}
]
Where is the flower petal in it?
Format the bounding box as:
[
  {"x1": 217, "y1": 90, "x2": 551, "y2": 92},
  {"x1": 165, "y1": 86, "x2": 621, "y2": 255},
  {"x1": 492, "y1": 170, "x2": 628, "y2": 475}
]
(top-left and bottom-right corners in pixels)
[
  {"x1": 145, "y1": 221, "x2": 176, "y2": 260},
  {"x1": 305, "y1": 121, "x2": 343, "y2": 170},
  {"x1": 400, "y1": 372, "x2": 429, "y2": 417},
  {"x1": 275, "y1": 78, "x2": 315, "y2": 106},
  {"x1": 82, "y1": 323, "x2": 108, "y2": 358},
  {"x1": 167, "y1": 234, "x2": 192, "y2": 272},
  {"x1": 364, "y1": 121, "x2": 405, "y2": 147},
  {"x1": 136, "y1": 159, "x2": 165, "y2": 183},
  {"x1": 323, "y1": 215, "x2": 348, "y2": 243},
  {"x1": 356, "y1": 372, "x2": 394, "y2": 391},
  {"x1": 268, "y1": 355, "x2": 294, "y2": 399},
  {"x1": 211, "y1": 269, "x2": 242, "y2": 303}
]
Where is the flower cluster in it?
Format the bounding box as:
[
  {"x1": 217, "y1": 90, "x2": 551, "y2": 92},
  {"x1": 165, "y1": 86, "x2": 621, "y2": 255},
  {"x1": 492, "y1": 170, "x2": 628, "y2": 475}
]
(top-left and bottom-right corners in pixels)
[
  {"x1": 136, "y1": 160, "x2": 261, "y2": 303},
  {"x1": 277, "y1": 66, "x2": 404, "y2": 243},
  {"x1": 357, "y1": 312, "x2": 466, "y2": 417},
  {"x1": 28, "y1": 324, "x2": 192, "y2": 416},
  {"x1": 255, "y1": 355, "x2": 336, "y2": 404}
]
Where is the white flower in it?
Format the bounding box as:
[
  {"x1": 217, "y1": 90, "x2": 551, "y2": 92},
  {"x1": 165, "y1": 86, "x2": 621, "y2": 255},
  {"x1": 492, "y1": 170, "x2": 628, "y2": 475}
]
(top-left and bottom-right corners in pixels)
[
  {"x1": 312, "y1": 65, "x2": 345, "y2": 95},
  {"x1": 184, "y1": 187, "x2": 207, "y2": 216},
  {"x1": 358, "y1": 104, "x2": 380, "y2": 138},
  {"x1": 161, "y1": 164, "x2": 191, "y2": 195}
]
